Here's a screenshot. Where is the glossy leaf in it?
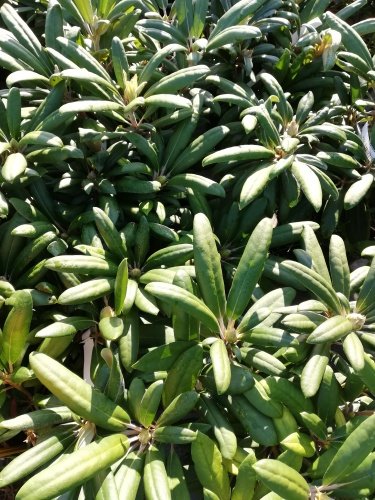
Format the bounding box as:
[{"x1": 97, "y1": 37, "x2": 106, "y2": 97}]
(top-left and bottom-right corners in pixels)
[
  {"x1": 193, "y1": 213, "x2": 226, "y2": 321},
  {"x1": 145, "y1": 282, "x2": 220, "y2": 332},
  {"x1": 16, "y1": 434, "x2": 128, "y2": 499},
  {"x1": 29, "y1": 353, "x2": 130, "y2": 431},
  {"x1": 210, "y1": 339, "x2": 231, "y2": 395},
  {"x1": 323, "y1": 413, "x2": 375, "y2": 485},
  {"x1": 227, "y1": 218, "x2": 272, "y2": 320},
  {"x1": 252, "y1": 459, "x2": 310, "y2": 500},
  {"x1": 191, "y1": 432, "x2": 230, "y2": 500}
]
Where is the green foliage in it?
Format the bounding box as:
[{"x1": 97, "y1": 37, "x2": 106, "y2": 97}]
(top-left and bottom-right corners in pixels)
[{"x1": 0, "y1": 0, "x2": 374, "y2": 498}]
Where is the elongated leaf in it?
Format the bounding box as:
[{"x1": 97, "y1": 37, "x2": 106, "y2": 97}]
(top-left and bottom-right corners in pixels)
[
  {"x1": 307, "y1": 316, "x2": 353, "y2": 344},
  {"x1": 168, "y1": 174, "x2": 225, "y2": 198},
  {"x1": 193, "y1": 213, "x2": 226, "y2": 321},
  {"x1": 19, "y1": 131, "x2": 63, "y2": 148},
  {"x1": 115, "y1": 452, "x2": 144, "y2": 500},
  {"x1": 191, "y1": 432, "x2": 230, "y2": 500},
  {"x1": 134, "y1": 286, "x2": 159, "y2": 315},
  {"x1": 241, "y1": 347, "x2": 286, "y2": 376},
  {"x1": 324, "y1": 11, "x2": 373, "y2": 69},
  {"x1": 124, "y1": 132, "x2": 159, "y2": 170},
  {"x1": 35, "y1": 317, "x2": 95, "y2": 338},
  {"x1": 157, "y1": 391, "x2": 199, "y2": 427},
  {"x1": 163, "y1": 93, "x2": 203, "y2": 169},
  {"x1": 301, "y1": 225, "x2": 331, "y2": 284},
  {"x1": 291, "y1": 161, "x2": 322, "y2": 212},
  {"x1": 72, "y1": 0, "x2": 94, "y2": 22},
  {"x1": 166, "y1": 448, "x2": 190, "y2": 500},
  {"x1": 278, "y1": 260, "x2": 342, "y2": 314},
  {"x1": 0, "y1": 290, "x2": 32, "y2": 367},
  {"x1": 280, "y1": 432, "x2": 315, "y2": 458},
  {"x1": 207, "y1": 26, "x2": 261, "y2": 51},
  {"x1": 144, "y1": 446, "x2": 171, "y2": 500},
  {"x1": 315, "y1": 364, "x2": 340, "y2": 425},
  {"x1": 0, "y1": 426, "x2": 75, "y2": 488},
  {"x1": 29, "y1": 353, "x2": 130, "y2": 431},
  {"x1": 1, "y1": 4, "x2": 46, "y2": 62},
  {"x1": 16, "y1": 434, "x2": 128, "y2": 500},
  {"x1": 357, "y1": 353, "x2": 375, "y2": 395},
  {"x1": 238, "y1": 287, "x2": 296, "y2": 333},
  {"x1": 344, "y1": 174, "x2": 373, "y2": 210},
  {"x1": 163, "y1": 344, "x2": 203, "y2": 407},
  {"x1": 45, "y1": 0, "x2": 64, "y2": 50},
  {"x1": 144, "y1": 94, "x2": 192, "y2": 109},
  {"x1": 191, "y1": 0, "x2": 209, "y2": 38},
  {"x1": 6, "y1": 70, "x2": 48, "y2": 89},
  {"x1": 173, "y1": 125, "x2": 230, "y2": 173},
  {"x1": 2, "y1": 153, "x2": 27, "y2": 183},
  {"x1": 232, "y1": 451, "x2": 257, "y2": 500},
  {"x1": 6, "y1": 87, "x2": 19, "y2": 140},
  {"x1": 56, "y1": 36, "x2": 111, "y2": 81},
  {"x1": 111, "y1": 36, "x2": 129, "y2": 90},
  {"x1": 93, "y1": 207, "x2": 127, "y2": 260},
  {"x1": 57, "y1": 278, "x2": 115, "y2": 305},
  {"x1": 45, "y1": 255, "x2": 117, "y2": 276},
  {"x1": 356, "y1": 257, "x2": 375, "y2": 314},
  {"x1": 210, "y1": 0, "x2": 267, "y2": 38},
  {"x1": 36, "y1": 101, "x2": 125, "y2": 132},
  {"x1": 227, "y1": 218, "x2": 272, "y2": 320},
  {"x1": 203, "y1": 145, "x2": 274, "y2": 166},
  {"x1": 300, "y1": 123, "x2": 347, "y2": 142},
  {"x1": 133, "y1": 341, "x2": 195, "y2": 372},
  {"x1": 174, "y1": 0, "x2": 194, "y2": 36},
  {"x1": 300, "y1": 412, "x2": 327, "y2": 441},
  {"x1": 239, "y1": 163, "x2": 275, "y2": 210},
  {"x1": 255, "y1": 105, "x2": 280, "y2": 147},
  {"x1": 153, "y1": 426, "x2": 196, "y2": 444},
  {"x1": 252, "y1": 459, "x2": 310, "y2": 500},
  {"x1": 243, "y1": 376, "x2": 286, "y2": 425},
  {"x1": 301, "y1": 343, "x2": 330, "y2": 397},
  {"x1": 199, "y1": 395, "x2": 237, "y2": 460},
  {"x1": 114, "y1": 257, "x2": 128, "y2": 315},
  {"x1": 317, "y1": 151, "x2": 360, "y2": 170},
  {"x1": 296, "y1": 92, "x2": 314, "y2": 125},
  {"x1": 101, "y1": 347, "x2": 125, "y2": 402},
  {"x1": 260, "y1": 73, "x2": 292, "y2": 124},
  {"x1": 206, "y1": 75, "x2": 253, "y2": 100},
  {"x1": 323, "y1": 413, "x2": 375, "y2": 485},
  {"x1": 0, "y1": 407, "x2": 72, "y2": 431},
  {"x1": 229, "y1": 395, "x2": 278, "y2": 445},
  {"x1": 172, "y1": 270, "x2": 199, "y2": 340},
  {"x1": 144, "y1": 65, "x2": 209, "y2": 97},
  {"x1": 139, "y1": 380, "x2": 163, "y2": 427},
  {"x1": 139, "y1": 43, "x2": 186, "y2": 85},
  {"x1": 52, "y1": 68, "x2": 119, "y2": 96},
  {"x1": 210, "y1": 339, "x2": 231, "y2": 395},
  {"x1": 117, "y1": 178, "x2": 161, "y2": 194},
  {"x1": 353, "y1": 18, "x2": 375, "y2": 36},
  {"x1": 343, "y1": 332, "x2": 365, "y2": 371},
  {"x1": 145, "y1": 282, "x2": 220, "y2": 330},
  {"x1": 329, "y1": 235, "x2": 350, "y2": 297}
]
